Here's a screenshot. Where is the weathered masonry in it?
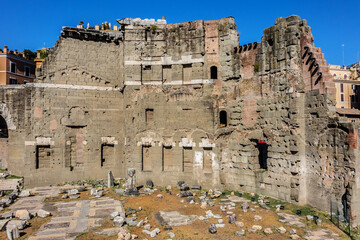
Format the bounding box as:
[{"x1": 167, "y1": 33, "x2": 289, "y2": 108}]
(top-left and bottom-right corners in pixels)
[{"x1": 1, "y1": 15, "x2": 360, "y2": 225}]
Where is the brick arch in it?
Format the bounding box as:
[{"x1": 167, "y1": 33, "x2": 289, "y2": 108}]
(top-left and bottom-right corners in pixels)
[{"x1": 0, "y1": 104, "x2": 16, "y2": 131}]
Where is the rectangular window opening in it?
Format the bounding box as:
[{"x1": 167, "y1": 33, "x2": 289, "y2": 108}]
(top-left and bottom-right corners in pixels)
[
  {"x1": 36, "y1": 145, "x2": 51, "y2": 169},
  {"x1": 183, "y1": 64, "x2": 192, "y2": 83},
  {"x1": 142, "y1": 146, "x2": 152, "y2": 171},
  {"x1": 101, "y1": 144, "x2": 114, "y2": 167},
  {"x1": 162, "y1": 146, "x2": 173, "y2": 171},
  {"x1": 203, "y1": 147, "x2": 213, "y2": 173},
  {"x1": 10, "y1": 62, "x2": 16, "y2": 73},
  {"x1": 257, "y1": 141, "x2": 268, "y2": 170},
  {"x1": 9, "y1": 78, "x2": 17, "y2": 85},
  {"x1": 182, "y1": 147, "x2": 192, "y2": 172},
  {"x1": 145, "y1": 108, "x2": 154, "y2": 124},
  {"x1": 25, "y1": 66, "x2": 30, "y2": 77},
  {"x1": 162, "y1": 65, "x2": 172, "y2": 83}
]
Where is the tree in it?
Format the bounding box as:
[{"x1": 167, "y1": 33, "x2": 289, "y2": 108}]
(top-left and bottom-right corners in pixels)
[
  {"x1": 23, "y1": 49, "x2": 36, "y2": 60},
  {"x1": 40, "y1": 49, "x2": 48, "y2": 59}
]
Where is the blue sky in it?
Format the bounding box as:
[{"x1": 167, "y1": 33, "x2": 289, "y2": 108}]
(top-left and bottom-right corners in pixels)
[{"x1": 1, "y1": 0, "x2": 359, "y2": 66}]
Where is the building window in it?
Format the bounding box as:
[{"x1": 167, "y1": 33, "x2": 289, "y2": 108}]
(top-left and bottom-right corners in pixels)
[
  {"x1": 344, "y1": 74, "x2": 348, "y2": 80},
  {"x1": 341, "y1": 94, "x2": 344, "y2": 102},
  {"x1": 10, "y1": 62, "x2": 16, "y2": 73},
  {"x1": 340, "y1": 83, "x2": 344, "y2": 93},
  {"x1": 210, "y1": 66, "x2": 218, "y2": 79},
  {"x1": 9, "y1": 78, "x2": 17, "y2": 85},
  {"x1": 219, "y1": 110, "x2": 227, "y2": 127},
  {"x1": 145, "y1": 108, "x2": 154, "y2": 124},
  {"x1": 25, "y1": 66, "x2": 30, "y2": 77},
  {"x1": 351, "y1": 119, "x2": 356, "y2": 123}
]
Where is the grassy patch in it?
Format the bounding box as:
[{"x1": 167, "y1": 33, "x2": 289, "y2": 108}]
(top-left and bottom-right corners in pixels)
[{"x1": 7, "y1": 174, "x2": 22, "y2": 179}]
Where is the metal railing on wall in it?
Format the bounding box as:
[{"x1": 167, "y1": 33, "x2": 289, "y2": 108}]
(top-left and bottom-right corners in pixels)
[{"x1": 330, "y1": 199, "x2": 351, "y2": 237}]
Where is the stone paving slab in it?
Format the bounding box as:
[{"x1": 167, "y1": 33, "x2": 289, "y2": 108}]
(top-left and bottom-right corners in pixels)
[
  {"x1": 277, "y1": 212, "x2": 306, "y2": 228},
  {"x1": 220, "y1": 195, "x2": 250, "y2": 204},
  {"x1": 10, "y1": 196, "x2": 45, "y2": 215},
  {"x1": 29, "y1": 197, "x2": 124, "y2": 239},
  {"x1": 0, "y1": 179, "x2": 21, "y2": 191},
  {"x1": 28, "y1": 232, "x2": 74, "y2": 240},
  {"x1": 153, "y1": 211, "x2": 198, "y2": 226},
  {"x1": 305, "y1": 228, "x2": 339, "y2": 240},
  {"x1": 32, "y1": 187, "x2": 60, "y2": 198}
]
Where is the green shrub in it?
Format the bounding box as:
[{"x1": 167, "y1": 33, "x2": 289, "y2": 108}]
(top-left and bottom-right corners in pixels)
[{"x1": 254, "y1": 62, "x2": 260, "y2": 72}]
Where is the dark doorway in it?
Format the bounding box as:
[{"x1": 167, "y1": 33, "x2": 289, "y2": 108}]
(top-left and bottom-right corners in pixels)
[
  {"x1": 0, "y1": 116, "x2": 8, "y2": 138},
  {"x1": 257, "y1": 140, "x2": 268, "y2": 169},
  {"x1": 101, "y1": 144, "x2": 114, "y2": 167},
  {"x1": 219, "y1": 110, "x2": 227, "y2": 127},
  {"x1": 36, "y1": 145, "x2": 51, "y2": 169},
  {"x1": 342, "y1": 192, "x2": 348, "y2": 220},
  {"x1": 211, "y1": 66, "x2": 218, "y2": 80}
]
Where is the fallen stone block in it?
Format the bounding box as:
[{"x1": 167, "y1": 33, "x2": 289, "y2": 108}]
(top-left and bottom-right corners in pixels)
[
  {"x1": 142, "y1": 228, "x2": 160, "y2": 237},
  {"x1": 7, "y1": 220, "x2": 28, "y2": 230},
  {"x1": 67, "y1": 189, "x2": 79, "y2": 195},
  {"x1": 15, "y1": 210, "x2": 31, "y2": 221},
  {"x1": 235, "y1": 230, "x2": 245, "y2": 236},
  {"x1": 19, "y1": 190, "x2": 31, "y2": 198},
  {"x1": 6, "y1": 224, "x2": 20, "y2": 240},
  {"x1": 37, "y1": 209, "x2": 51, "y2": 218},
  {"x1": 110, "y1": 211, "x2": 119, "y2": 220},
  {"x1": 113, "y1": 216, "x2": 125, "y2": 227}
]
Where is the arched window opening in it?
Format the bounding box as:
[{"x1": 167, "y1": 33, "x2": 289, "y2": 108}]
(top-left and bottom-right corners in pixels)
[
  {"x1": 0, "y1": 116, "x2": 8, "y2": 138},
  {"x1": 219, "y1": 110, "x2": 227, "y2": 127},
  {"x1": 344, "y1": 74, "x2": 348, "y2": 80},
  {"x1": 257, "y1": 140, "x2": 268, "y2": 170},
  {"x1": 211, "y1": 66, "x2": 218, "y2": 80}
]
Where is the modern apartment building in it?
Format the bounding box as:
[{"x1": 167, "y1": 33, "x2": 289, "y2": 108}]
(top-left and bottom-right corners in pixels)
[{"x1": 0, "y1": 46, "x2": 36, "y2": 85}]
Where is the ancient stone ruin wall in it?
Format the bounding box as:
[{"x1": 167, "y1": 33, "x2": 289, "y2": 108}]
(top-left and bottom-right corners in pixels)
[
  {"x1": 215, "y1": 15, "x2": 360, "y2": 225},
  {"x1": 122, "y1": 17, "x2": 238, "y2": 187},
  {"x1": 304, "y1": 91, "x2": 360, "y2": 223},
  {"x1": 0, "y1": 15, "x2": 360, "y2": 224},
  {"x1": 0, "y1": 87, "x2": 31, "y2": 170},
  {"x1": 0, "y1": 28, "x2": 126, "y2": 186}
]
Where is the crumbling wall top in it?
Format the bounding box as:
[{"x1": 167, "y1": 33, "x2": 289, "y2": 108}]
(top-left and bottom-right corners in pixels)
[{"x1": 117, "y1": 17, "x2": 167, "y2": 26}]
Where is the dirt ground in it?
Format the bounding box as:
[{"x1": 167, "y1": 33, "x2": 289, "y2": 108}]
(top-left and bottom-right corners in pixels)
[
  {"x1": 0, "y1": 187, "x2": 352, "y2": 240},
  {"x1": 79, "y1": 188, "x2": 350, "y2": 240}
]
